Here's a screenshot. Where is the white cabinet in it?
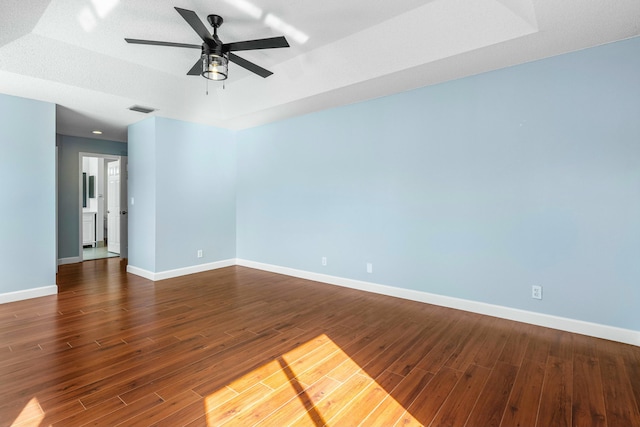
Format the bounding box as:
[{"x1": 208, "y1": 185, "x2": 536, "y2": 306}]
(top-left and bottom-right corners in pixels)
[{"x1": 83, "y1": 212, "x2": 96, "y2": 247}]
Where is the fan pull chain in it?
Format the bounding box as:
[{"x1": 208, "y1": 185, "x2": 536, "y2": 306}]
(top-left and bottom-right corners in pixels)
[{"x1": 204, "y1": 79, "x2": 225, "y2": 95}]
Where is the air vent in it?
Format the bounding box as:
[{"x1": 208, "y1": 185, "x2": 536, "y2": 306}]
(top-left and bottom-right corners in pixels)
[{"x1": 128, "y1": 105, "x2": 156, "y2": 114}]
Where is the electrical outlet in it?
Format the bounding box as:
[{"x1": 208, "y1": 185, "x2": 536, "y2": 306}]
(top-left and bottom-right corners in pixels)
[
  {"x1": 321, "y1": 257, "x2": 327, "y2": 266},
  {"x1": 366, "y1": 263, "x2": 373, "y2": 274},
  {"x1": 197, "y1": 250, "x2": 203, "y2": 258},
  {"x1": 532, "y1": 285, "x2": 542, "y2": 300}
]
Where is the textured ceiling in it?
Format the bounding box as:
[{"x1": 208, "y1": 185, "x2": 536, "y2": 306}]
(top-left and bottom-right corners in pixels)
[{"x1": 0, "y1": 0, "x2": 639, "y2": 142}]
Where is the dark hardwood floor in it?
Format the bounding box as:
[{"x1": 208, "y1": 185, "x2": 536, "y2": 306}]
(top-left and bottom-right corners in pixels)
[{"x1": 1, "y1": 258, "x2": 639, "y2": 426}]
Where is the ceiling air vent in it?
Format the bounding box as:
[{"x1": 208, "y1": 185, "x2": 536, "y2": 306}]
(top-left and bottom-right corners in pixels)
[{"x1": 128, "y1": 105, "x2": 155, "y2": 114}]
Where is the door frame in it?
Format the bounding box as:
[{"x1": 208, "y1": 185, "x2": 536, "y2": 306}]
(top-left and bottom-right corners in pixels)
[{"x1": 78, "y1": 152, "x2": 125, "y2": 262}]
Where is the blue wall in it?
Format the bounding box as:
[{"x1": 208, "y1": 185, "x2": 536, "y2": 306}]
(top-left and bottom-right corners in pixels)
[
  {"x1": 128, "y1": 118, "x2": 157, "y2": 272},
  {"x1": 57, "y1": 135, "x2": 128, "y2": 259},
  {"x1": 0, "y1": 93, "x2": 56, "y2": 294},
  {"x1": 236, "y1": 37, "x2": 640, "y2": 331},
  {"x1": 128, "y1": 117, "x2": 236, "y2": 273}
]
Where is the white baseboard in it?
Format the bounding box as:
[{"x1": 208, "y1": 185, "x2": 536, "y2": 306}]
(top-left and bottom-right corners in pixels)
[
  {"x1": 236, "y1": 259, "x2": 640, "y2": 347},
  {"x1": 0, "y1": 285, "x2": 58, "y2": 304},
  {"x1": 127, "y1": 259, "x2": 236, "y2": 282},
  {"x1": 58, "y1": 257, "x2": 81, "y2": 265},
  {"x1": 126, "y1": 265, "x2": 155, "y2": 280}
]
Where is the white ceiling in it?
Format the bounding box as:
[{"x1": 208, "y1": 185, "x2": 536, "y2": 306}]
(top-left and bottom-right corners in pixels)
[{"x1": 1, "y1": 0, "x2": 639, "y2": 142}]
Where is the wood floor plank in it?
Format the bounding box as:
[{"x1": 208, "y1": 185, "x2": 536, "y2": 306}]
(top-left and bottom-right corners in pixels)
[
  {"x1": 79, "y1": 393, "x2": 163, "y2": 427},
  {"x1": 115, "y1": 390, "x2": 201, "y2": 426},
  {"x1": 598, "y1": 348, "x2": 640, "y2": 427},
  {"x1": 184, "y1": 383, "x2": 273, "y2": 427},
  {"x1": 289, "y1": 372, "x2": 372, "y2": 426},
  {"x1": 117, "y1": 328, "x2": 287, "y2": 404},
  {"x1": 472, "y1": 318, "x2": 511, "y2": 369},
  {"x1": 254, "y1": 376, "x2": 342, "y2": 427},
  {"x1": 428, "y1": 364, "x2": 491, "y2": 427},
  {"x1": 386, "y1": 316, "x2": 451, "y2": 376},
  {"x1": 393, "y1": 367, "x2": 461, "y2": 427},
  {"x1": 549, "y1": 329, "x2": 575, "y2": 361},
  {"x1": 498, "y1": 323, "x2": 531, "y2": 366},
  {"x1": 49, "y1": 335, "x2": 212, "y2": 409},
  {"x1": 327, "y1": 370, "x2": 408, "y2": 426},
  {"x1": 154, "y1": 390, "x2": 234, "y2": 427},
  {"x1": 294, "y1": 323, "x2": 391, "y2": 387},
  {"x1": 443, "y1": 319, "x2": 489, "y2": 371},
  {"x1": 414, "y1": 314, "x2": 474, "y2": 374},
  {"x1": 35, "y1": 399, "x2": 86, "y2": 427},
  {"x1": 572, "y1": 354, "x2": 607, "y2": 427},
  {"x1": 465, "y1": 361, "x2": 518, "y2": 427},
  {"x1": 189, "y1": 327, "x2": 322, "y2": 399},
  {"x1": 174, "y1": 385, "x2": 238, "y2": 427},
  {"x1": 523, "y1": 327, "x2": 553, "y2": 365},
  {"x1": 52, "y1": 394, "x2": 153, "y2": 427},
  {"x1": 620, "y1": 345, "x2": 640, "y2": 419},
  {"x1": 1, "y1": 333, "x2": 168, "y2": 401},
  {"x1": 223, "y1": 378, "x2": 307, "y2": 426},
  {"x1": 0, "y1": 260, "x2": 636, "y2": 426},
  {"x1": 360, "y1": 367, "x2": 434, "y2": 427},
  {"x1": 325, "y1": 321, "x2": 412, "y2": 383},
  {"x1": 537, "y1": 355, "x2": 573, "y2": 427},
  {"x1": 500, "y1": 357, "x2": 545, "y2": 427},
  {"x1": 572, "y1": 333, "x2": 599, "y2": 359},
  {"x1": 361, "y1": 322, "x2": 428, "y2": 379},
  {"x1": 1, "y1": 397, "x2": 45, "y2": 427},
  {"x1": 260, "y1": 339, "x2": 341, "y2": 391}
]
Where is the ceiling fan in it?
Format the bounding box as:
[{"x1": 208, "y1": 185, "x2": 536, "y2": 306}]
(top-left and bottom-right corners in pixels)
[{"x1": 125, "y1": 7, "x2": 290, "y2": 81}]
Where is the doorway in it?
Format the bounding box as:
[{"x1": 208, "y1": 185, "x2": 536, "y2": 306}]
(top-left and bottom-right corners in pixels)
[{"x1": 79, "y1": 153, "x2": 128, "y2": 262}]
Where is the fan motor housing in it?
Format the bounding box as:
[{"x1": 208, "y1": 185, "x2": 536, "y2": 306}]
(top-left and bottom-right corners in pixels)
[
  {"x1": 202, "y1": 43, "x2": 224, "y2": 56},
  {"x1": 207, "y1": 14, "x2": 223, "y2": 29}
]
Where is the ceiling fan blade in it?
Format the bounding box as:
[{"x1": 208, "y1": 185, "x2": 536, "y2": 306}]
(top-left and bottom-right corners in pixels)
[
  {"x1": 174, "y1": 7, "x2": 216, "y2": 45},
  {"x1": 229, "y1": 53, "x2": 273, "y2": 78},
  {"x1": 187, "y1": 58, "x2": 202, "y2": 76},
  {"x1": 125, "y1": 38, "x2": 201, "y2": 49},
  {"x1": 224, "y1": 36, "x2": 289, "y2": 52}
]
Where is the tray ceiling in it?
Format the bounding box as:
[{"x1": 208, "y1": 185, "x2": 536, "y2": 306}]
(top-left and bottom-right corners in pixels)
[{"x1": 0, "y1": 0, "x2": 639, "y2": 141}]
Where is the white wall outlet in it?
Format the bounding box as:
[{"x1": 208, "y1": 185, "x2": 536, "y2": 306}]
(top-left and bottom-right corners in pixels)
[
  {"x1": 366, "y1": 263, "x2": 373, "y2": 274},
  {"x1": 532, "y1": 285, "x2": 542, "y2": 300},
  {"x1": 197, "y1": 250, "x2": 203, "y2": 258},
  {"x1": 322, "y1": 257, "x2": 327, "y2": 266}
]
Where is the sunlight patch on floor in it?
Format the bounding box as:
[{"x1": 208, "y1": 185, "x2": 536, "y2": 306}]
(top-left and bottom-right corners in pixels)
[
  {"x1": 203, "y1": 334, "x2": 420, "y2": 426},
  {"x1": 10, "y1": 397, "x2": 45, "y2": 427}
]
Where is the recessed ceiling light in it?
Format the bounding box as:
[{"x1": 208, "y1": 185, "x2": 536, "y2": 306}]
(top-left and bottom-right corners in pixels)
[{"x1": 92, "y1": 130, "x2": 103, "y2": 135}]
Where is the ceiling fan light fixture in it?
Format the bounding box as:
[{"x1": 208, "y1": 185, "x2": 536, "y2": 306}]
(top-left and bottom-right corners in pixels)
[
  {"x1": 202, "y1": 53, "x2": 229, "y2": 81},
  {"x1": 125, "y1": 8, "x2": 289, "y2": 80}
]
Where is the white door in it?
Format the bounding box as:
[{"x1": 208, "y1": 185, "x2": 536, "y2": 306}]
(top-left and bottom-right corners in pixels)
[
  {"x1": 107, "y1": 160, "x2": 120, "y2": 254},
  {"x1": 119, "y1": 156, "x2": 128, "y2": 259}
]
